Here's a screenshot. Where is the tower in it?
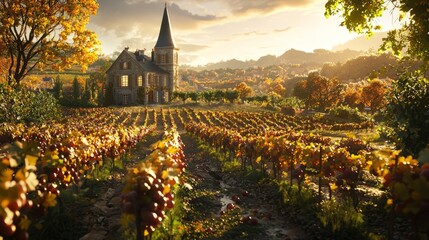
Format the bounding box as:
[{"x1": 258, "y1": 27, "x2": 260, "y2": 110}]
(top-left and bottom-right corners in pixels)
[{"x1": 154, "y1": 4, "x2": 179, "y2": 101}]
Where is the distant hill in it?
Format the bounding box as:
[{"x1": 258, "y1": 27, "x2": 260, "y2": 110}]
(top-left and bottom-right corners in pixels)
[
  {"x1": 332, "y1": 32, "x2": 387, "y2": 52},
  {"x1": 198, "y1": 49, "x2": 363, "y2": 70},
  {"x1": 278, "y1": 48, "x2": 362, "y2": 65}
]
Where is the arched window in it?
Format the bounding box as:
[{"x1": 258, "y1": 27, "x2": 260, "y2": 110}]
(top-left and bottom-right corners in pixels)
[{"x1": 148, "y1": 74, "x2": 154, "y2": 86}]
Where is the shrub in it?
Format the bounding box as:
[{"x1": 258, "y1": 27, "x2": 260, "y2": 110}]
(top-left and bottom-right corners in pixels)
[
  {"x1": 281, "y1": 106, "x2": 296, "y2": 116},
  {"x1": 385, "y1": 70, "x2": 429, "y2": 157},
  {"x1": 327, "y1": 105, "x2": 368, "y2": 123},
  {"x1": 0, "y1": 84, "x2": 60, "y2": 124}
]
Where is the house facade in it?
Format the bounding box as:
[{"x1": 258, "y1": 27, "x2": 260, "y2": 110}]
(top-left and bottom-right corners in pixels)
[{"x1": 106, "y1": 5, "x2": 179, "y2": 105}]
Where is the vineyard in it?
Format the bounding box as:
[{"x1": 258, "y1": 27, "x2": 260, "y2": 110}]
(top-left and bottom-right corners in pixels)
[{"x1": 1, "y1": 107, "x2": 428, "y2": 240}]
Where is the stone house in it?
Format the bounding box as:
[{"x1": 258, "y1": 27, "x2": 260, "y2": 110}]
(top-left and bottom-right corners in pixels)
[{"x1": 106, "y1": 4, "x2": 179, "y2": 105}]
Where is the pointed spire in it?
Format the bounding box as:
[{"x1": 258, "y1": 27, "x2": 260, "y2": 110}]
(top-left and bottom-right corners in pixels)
[{"x1": 155, "y1": 4, "x2": 175, "y2": 48}]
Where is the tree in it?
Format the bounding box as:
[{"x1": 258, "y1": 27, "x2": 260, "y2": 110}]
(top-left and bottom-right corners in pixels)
[
  {"x1": 187, "y1": 92, "x2": 199, "y2": 103},
  {"x1": 0, "y1": 38, "x2": 9, "y2": 82},
  {"x1": 272, "y1": 83, "x2": 287, "y2": 98},
  {"x1": 104, "y1": 81, "x2": 114, "y2": 106},
  {"x1": 325, "y1": 0, "x2": 429, "y2": 66},
  {"x1": 0, "y1": 0, "x2": 100, "y2": 85},
  {"x1": 72, "y1": 76, "x2": 81, "y2": 100},
  {"x1": 225, "y1": 90, "x2": 239, "y2": 103},
  {"x1": 173, "y1": 91, "x2": 188, "y2": 103},
  {"x1": 213, "y1": 90, "x2": 225, "y2": 102},
  {"x1": 386, "y1": 71, "x2": 429, "y2": 157},
  {"x1": 293, "y1": 72, "x2": 342, "y2": 110},
  {"x1": 361, "y1": 79, "x2": 388, "y2": 113},
  {"x1": 293, "y1": 79, "x2": 310, "y2": 104},
  {"x1": 342, "y1": 85, "x2": 364, "y2": 109},
  {"x1": 201, "y1": 91, "x2": 214, "y2": 103},
  {"x1": 52, "y1": 75, "x2": 63, "y2": 99},
  {"x1": 235, "y1": 82, "x2": 253, "y2": 100}
]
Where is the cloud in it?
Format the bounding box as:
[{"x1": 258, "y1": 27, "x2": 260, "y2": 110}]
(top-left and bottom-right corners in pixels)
[
  {"x1": 118, "y1": 37, "x2": 153, "y2": 51},
  {"x1": 118, "y1": 36, "x2": 209, "y2": 53},
  {"x1": 274, "y1": 27, "x2": 293, "y2": 33},
  {"x1": 179, "y1": 54, "x2": 201, "y2": 64},
  {"x1": 231, "y1": 27, "x2": 292, "y2": 39},
  {"x1": 225, "y1": 0, "x2": 316, "y2": 15},
  {"x1": 179, "y1": 43, "x2": 209, "y2": 52},
  {"x1": 173, "y1": 0, "x2": 316, "y2": 17},
  {"x1": 90, "y1": 0, "x2": 221, "y2": 37},
  {"x1": 240, "y1": 31, "x2": 268, "y2": 36}
]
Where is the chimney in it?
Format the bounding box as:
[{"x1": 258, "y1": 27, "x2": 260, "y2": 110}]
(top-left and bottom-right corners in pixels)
[
  {"x1": 135, "y1": 49, "x2": 145, "y2": 61},
  {"x1": 151, "y1": 49, "x2": 155, "y2": 62},
  {"x1": 135, "y1": 49, "x2": 145, "y2": 56},
  {"x1": 125, "y1": 46, "x2": 129, "y2": 51}
]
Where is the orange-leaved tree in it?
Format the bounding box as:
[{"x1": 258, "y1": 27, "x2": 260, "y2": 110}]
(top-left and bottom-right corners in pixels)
[
  {"x1": 235, "y1": 82, "x2": 254, "y2": 100},
  {"x1": 294, "y1": 72, "x2": 342, "y2": 110},
  {"x1": 361, "y1": 79, "x2": 388, "y2": 113},
  {"x1": 0, "y1": 0, "x2": 101, "y2": 86}
]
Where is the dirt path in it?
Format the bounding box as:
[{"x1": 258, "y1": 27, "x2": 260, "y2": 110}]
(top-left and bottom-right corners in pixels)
[
  {"x1": 181, "y1": 133, "x2": 307, "y2": 240},
  {"x1": 77, "y1": 131, "x2": 165, "y2": 240}
]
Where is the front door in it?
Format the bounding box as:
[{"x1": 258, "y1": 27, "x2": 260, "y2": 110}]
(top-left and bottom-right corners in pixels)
[
  {"x1": 122, "y1": 94, "x2": 130, "y2": 105},
  {"x1": 148, "y1": 90, "x2": 154, "y2": 104}
]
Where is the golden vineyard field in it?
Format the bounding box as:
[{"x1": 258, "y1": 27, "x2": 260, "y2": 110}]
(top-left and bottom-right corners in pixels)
[{"x1": 1, "y1": 107, "x2": 427, "y2": 240}]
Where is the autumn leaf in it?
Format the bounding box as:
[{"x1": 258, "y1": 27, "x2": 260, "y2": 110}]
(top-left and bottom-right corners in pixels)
[
  {"x1": 25, "y1": 154, "x2": 38, "y2": 171},
  {"x1": 19, "y1": 216, "x2": 31, "y2": 230},
  {"x1": 42, "y1": 192, "x2": 57, "y2": 208},
  {"x1": 0, "y1": 168, "x2": 14, "y2": 182}
]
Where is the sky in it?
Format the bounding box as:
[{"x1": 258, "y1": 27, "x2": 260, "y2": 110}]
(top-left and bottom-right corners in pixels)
[{"x1": 88, "y1": 0, "x2": 402, "y2": 66}]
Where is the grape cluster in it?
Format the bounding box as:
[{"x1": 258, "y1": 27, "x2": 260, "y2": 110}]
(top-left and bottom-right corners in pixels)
[
  {"x1": 0, "y1": 143, "x2": 38, "y2": 240},
  {"x1": 121, "y1": 171, "x2": 176, "y2": 236},
  {"x1": 121, "y1": 130, "x2": 186, "y2": 237},
  {"x1": 382, "y1": 158, "x2": 429, "y2": 234}
]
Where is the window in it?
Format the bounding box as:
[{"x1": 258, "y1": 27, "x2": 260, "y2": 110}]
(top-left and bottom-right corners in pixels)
[
  {"x1": 121, "y1": 61, "x2": 129, "y2": 69},
  {"x1": 164, "y1": 91, "x2": 169, "y2": 102},
  {"x1": 165, "y1": 53, "x2": 169, "y2": 64},
  {"x1": 137, "y1": 75, "x2": 143, "y2": 87},
  {"x1": 155, "y1": 76, "x2": 160, "y2": 87},
  {"x1": 162, "y1": 76, "x2": 167, "y2": 87},
  {"x1": 121, "y1": 75, "x2": 128, "y2": 87},
  {"x1": 148, "y1": 74, "x2": 154, "y2": 86}
]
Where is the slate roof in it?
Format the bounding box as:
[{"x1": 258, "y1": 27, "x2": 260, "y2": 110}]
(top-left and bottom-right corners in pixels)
[
  {"x1": 155, "y1": 5, "x2": 175, "y2": 48},
  {"x1": 129, "y1": 51, "x2": 168, "y2": 74},
  {"x1": 105, "y1": 50, "x2": 168, "y2": 75}
]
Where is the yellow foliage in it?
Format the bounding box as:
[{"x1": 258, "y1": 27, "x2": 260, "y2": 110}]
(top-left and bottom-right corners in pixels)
[{"x1": 0, "y1": 0, "x2": 100, "y2": 84}]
